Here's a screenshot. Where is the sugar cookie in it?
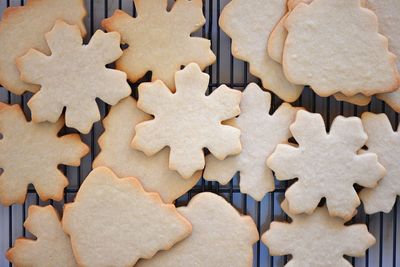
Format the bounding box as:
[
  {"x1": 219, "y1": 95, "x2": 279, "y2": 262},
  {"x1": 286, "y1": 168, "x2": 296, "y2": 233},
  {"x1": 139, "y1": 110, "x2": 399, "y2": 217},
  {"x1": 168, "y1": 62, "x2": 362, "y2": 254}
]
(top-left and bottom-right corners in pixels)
[
  {"x1": 267, "y1": 110, "x2": 385, "y2": 220},
  {"x1": 137, "y1": 192, "x2": 259, "y2": 267},
  {"x1": 204, "y1": 83, "x2": 300, "y2": 201},
  {"x1": 283, "y1": 0, "x2": 399, "y2": 97},
  {"x1": 359, "y1": 113, "x2": 400, "y2": 214},
  {"x1": 132, "y1": 63, "x2": 242, "y2": 179},
  {"x1": 0, "y1": 103, "x2": 88, "y2": 206},
  {"x1": 6, "y1": 205, "x2": 77, "y2": 267},
  {"x1": 93, "y1": 97, "x2": 201, "y2": 203},
  {"x1": 219, "y1": 0, "x2": 303, "y2": 102},
  {"x1": 333, "y1": 93, "x2": 371, "y2": 106},
  {"x1": 262, "y1": 200, "x2": 375, "y2": 267},
  {"x1": 365, "y1": 0, "x2": 400, "y2": 112},
  {"x1": 0, "y1": 0, "x2": 86, "y2": 95},
  {"x1": 269, "y1": 0, "x2": 374, "y2": 105},
  {"x1": 101, "y1": 0, "x2": 215, "y2": 91},
  {"x1": 62, "y1": 167, "x2": 192, "y2": 267},
  {"x1": 17, "y1": 21, "x2": 131, "y2": 134}
]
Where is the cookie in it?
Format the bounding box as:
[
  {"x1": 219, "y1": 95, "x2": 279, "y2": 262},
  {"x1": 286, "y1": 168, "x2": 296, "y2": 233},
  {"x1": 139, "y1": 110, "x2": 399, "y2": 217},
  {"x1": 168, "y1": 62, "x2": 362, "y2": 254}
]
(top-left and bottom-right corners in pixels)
[
  {"x1": 267, "y1": 11, "x2": 290, "y2": 64},
  {"x1": 366, "y1": 0, "x2": 400, "y2": 112},
  {"x1": 101, "y1": 0, "x2": 215, "y2": 91},
  {"x1": 283, "y1": 0, "x2": 399, "y2": 97},
  {"x1": 268, "y1": 0, "x2": 371, "y2": 106},
  {"x1": 93, "y1": 97, "x2": 201, "y2": 203},
  {"x1": 0, "y1": 0, "x2": 86, "y2": 95},
  {"x1": 6, "y1": 205, "x2": 77, "y2": 267},
  {"x1": 62, "y1": 167, "x2": 192, "y2": 267},
  {"x1": 137, "y1": 192, "x2": 259, "y2": 267},
  {"x1": 16, "y1": 21, "x2": 130, "y2": 134},
  {"x1": 262, "y1": 200, "x2": 375, "y2": 267},
  {"x1": 269, "y1": 0, "x2": 374, "y2": 105},
  {"x1": 132, "y1": 63, "x2": 242, "y2": 179},
  {"x1": 219, "y1": 0, "x2": 303, "y2": 102},
  {"x1": 268, "y1": 0, "x2": 312, "y2": 64},
  {"x1": 267, "y1": 110, "x2": 385, "y2": 220},
  {"x1": 359, "y1": 113, "x2": 400, "y2": 214},
  {"x1": 204, "y1": 83, "x2": 300, "y2": 201},
  {"x1": 269, "y1": 0, "x2": 374, "y2": 106},
  {"x1": 333, "y1": 93, "x2": 371, "y2": 106},
  {"x1": 0, "y1": 103, "x2": 88, "y2": 206}
]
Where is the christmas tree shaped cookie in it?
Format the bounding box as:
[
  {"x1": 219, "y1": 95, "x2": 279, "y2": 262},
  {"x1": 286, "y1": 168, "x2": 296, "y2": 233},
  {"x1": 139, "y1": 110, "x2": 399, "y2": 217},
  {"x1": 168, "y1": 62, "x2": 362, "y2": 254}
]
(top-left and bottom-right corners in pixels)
[
  {"x1": 93, "y1": 97, "x2": 201, "y2": 203},
  {"x1": 0, "y1": 103, "x2": 88, "y2": 206},
  {"x1": 267, "y1": 110, "x2": 385, "y2": 220},
  {"x1": 132, "y1": 63, "x2": 242, "y2": 179},
  {"x1": 367, "y1": 0, "x2": 400, "y2": 112},
  {"x1": 7, "y1": 205, "x2": 77, "y2": 267},
  {"x1": 17, "y1": 21, "x2": 131, "y2": 134},
  {"x1": 359, "y1": 113, "x2": 400, "y2": 214},
  {"x1": 268, "y1": 0, "x2": 313, "y2": 64},
  {"x1": 262, "y1": 200, "x2": 375, "y2": 267},
  {"x1": 102, "y1": 0, "x2": 215, "y2": 91},
  {"x1": 62, "y1": 167, "x2": 192, "y2": 267},
  {"x1": 137, "y1": 193, "x2": 259, "y2": 267},
  {"x1": 204, "y1": 83, "x2": 300, "y2": 201},
  {"x1": 0, "y1": 0, "x2": 86, "y2": 95},
  {"x1": 283, "y1": 0, "x2": 399, "y2": 97},
  {"x1": 269, "y1": 0, "x2": 374, "y2": 105},
  {"x1": 219, "y1": 0, "x2": 303, "y2": 102}
]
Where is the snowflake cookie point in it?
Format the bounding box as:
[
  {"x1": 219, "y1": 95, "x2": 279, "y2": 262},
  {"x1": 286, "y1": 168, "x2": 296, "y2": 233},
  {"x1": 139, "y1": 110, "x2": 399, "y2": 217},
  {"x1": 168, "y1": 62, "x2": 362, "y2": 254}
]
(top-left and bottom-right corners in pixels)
[
  {"x1": 267, "y1": 110, "x2": 385, "y2": 220},
  {"x1": 18, "y1": 20, "x2": 131, "y2": 134},
  {"x1": 133, "y1": 63, "x2": 241, "y2": 179}
]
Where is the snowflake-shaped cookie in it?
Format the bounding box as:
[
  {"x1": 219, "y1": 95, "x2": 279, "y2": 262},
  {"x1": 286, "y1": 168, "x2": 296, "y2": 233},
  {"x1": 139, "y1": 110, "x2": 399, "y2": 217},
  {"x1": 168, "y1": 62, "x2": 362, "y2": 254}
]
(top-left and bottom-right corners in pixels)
[
  {"x1": 0, "y1": 0, "x2": 86, "y2": 95},
  {"x1": 17, "y1": 20, "x2": 131, "y2": 134},
  {"x1": 267, "y1": 110, "x2": 385, "y2": 220},
  {"x1": 132, "y1": 63, "x2": 242, "y2": 179},
  {"x1": 204, "y1": 83, "x2": 300, "y2": 201},
  {"x1": 93, "y1": 97, "x2": 201, "y2": 203},
  {"x1": 102, "y1": 0, "x2": 216, "y2": 91},
  {"x1": 359, "y1": 113, "x2": 400, "y2": 214},
  {"x1": 0, "y1": 103, "x2": 89, "y2": 206},
  {"x1": 6, "y1": 205, "x2": 77, "y2": 267},
  {"x1": 262, "y1": 200, "x2": 375, "y2": 267}
]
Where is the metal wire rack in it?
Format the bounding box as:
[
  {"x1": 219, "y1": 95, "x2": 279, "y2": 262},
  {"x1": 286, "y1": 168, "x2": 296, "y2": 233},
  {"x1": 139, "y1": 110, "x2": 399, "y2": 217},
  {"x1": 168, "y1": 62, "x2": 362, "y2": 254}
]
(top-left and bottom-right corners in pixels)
[{"x1": 0, "y1": 0, "x2": 399, "y2": 266}]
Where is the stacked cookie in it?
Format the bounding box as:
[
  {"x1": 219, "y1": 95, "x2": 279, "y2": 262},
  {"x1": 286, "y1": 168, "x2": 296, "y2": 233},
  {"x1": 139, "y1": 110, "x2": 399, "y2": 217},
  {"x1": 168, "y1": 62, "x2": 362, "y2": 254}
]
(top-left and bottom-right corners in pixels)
[
  {"x1": 0, "y1": 0, "x2": 400, "y2": 266},
  {"x1": 224, "y1": 0, "x2": 400, "y2": 108}
]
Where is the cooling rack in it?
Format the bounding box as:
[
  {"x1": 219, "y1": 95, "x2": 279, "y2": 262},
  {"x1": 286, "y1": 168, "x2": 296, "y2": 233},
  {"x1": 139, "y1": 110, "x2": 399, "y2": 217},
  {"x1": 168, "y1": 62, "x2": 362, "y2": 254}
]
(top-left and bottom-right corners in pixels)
[{"x1": 0, "y1": 0, "x2": 399, "y2": 266}]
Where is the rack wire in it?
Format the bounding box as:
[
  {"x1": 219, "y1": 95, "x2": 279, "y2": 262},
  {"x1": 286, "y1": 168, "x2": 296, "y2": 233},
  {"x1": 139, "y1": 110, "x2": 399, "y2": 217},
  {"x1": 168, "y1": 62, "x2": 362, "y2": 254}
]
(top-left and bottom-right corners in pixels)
[{"x1": 0, "y1": 0, "x2": 399, "y2": 266}]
